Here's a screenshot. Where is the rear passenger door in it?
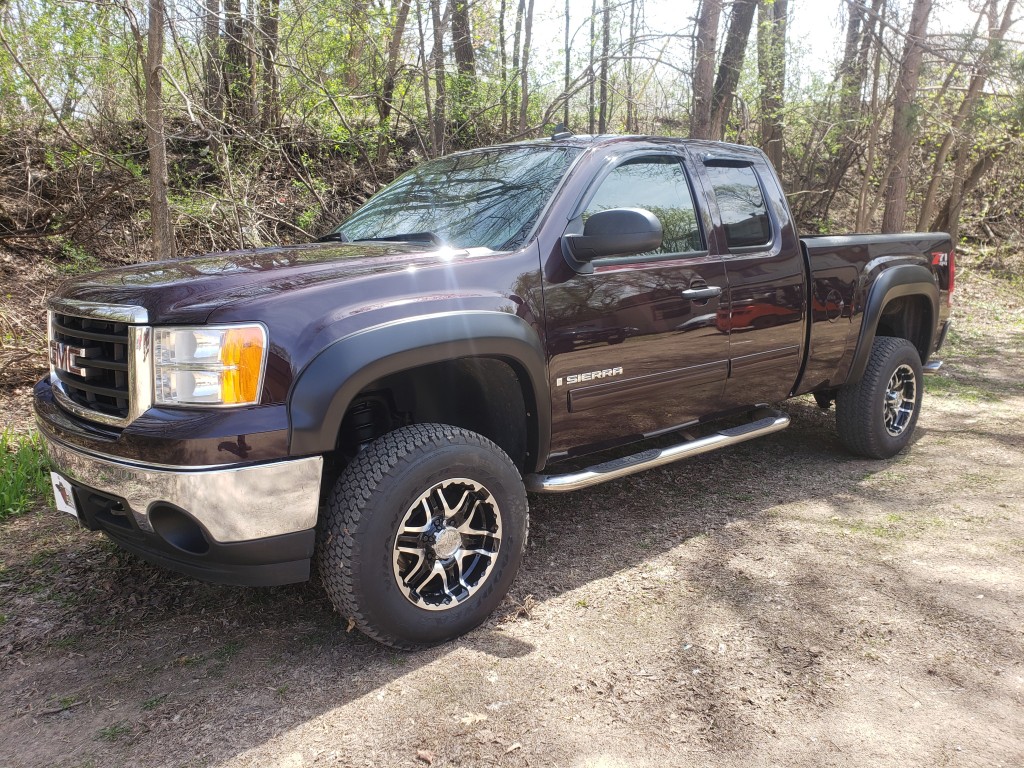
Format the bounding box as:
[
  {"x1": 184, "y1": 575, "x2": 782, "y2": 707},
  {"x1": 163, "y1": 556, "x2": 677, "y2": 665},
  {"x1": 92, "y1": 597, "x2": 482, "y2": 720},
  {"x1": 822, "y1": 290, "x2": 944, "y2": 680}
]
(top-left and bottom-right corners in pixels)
[
  {"x1": 699, "y1": 157, "x2": 806, "y2": 407},
  {"x1": 544, "y1": 153, "x2": 730, "y2": 455}
]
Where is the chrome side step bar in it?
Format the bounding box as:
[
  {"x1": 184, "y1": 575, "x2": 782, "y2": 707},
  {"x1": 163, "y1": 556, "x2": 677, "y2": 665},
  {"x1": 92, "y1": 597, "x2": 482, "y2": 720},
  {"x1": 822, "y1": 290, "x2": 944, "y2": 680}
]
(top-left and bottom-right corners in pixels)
[
  {"x1": 525, "y1": 408, "x2": 790, "y2": 494},
  {"x1": 923, "y1": 360, "x2": 943, "y2": 374}
]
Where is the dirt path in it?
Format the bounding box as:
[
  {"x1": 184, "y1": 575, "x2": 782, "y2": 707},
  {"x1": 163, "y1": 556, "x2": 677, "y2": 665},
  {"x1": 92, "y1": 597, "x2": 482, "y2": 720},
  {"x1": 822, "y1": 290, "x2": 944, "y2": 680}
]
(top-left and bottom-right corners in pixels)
[{"x1": 1, "y1": 262, "x2": 1022, "y2": 768}]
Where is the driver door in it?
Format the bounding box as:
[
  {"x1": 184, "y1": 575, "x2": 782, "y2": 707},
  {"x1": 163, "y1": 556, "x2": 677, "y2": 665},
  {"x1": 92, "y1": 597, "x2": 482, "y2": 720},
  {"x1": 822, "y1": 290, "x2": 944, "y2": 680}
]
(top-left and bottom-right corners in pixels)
[{"x1": 544, "y1": 153, "x2": 729, "y2": 456}]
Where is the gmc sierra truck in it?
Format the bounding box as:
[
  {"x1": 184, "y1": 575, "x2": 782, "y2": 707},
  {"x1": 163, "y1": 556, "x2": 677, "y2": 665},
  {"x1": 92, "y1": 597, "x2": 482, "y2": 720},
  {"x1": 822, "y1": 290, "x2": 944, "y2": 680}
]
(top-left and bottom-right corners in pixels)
[{"x1": 34, "y1": 135, "x2": 954, "y2": 648}]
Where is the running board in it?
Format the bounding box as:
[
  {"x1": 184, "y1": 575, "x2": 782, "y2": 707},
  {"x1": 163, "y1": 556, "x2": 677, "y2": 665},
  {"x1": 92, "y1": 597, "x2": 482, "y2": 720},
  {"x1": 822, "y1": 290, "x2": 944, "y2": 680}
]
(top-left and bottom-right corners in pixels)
[
  {"x1": 525, "y1": 408, "x2": 791, "y2": 493},
  {"x1": 923, "y1": 360, "x2": 943, "y2": 374}
]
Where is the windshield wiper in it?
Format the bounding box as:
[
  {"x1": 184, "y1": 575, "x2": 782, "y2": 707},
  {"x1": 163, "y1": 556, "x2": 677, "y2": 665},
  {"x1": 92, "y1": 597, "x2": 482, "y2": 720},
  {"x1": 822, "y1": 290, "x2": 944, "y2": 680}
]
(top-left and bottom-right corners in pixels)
[
  {"x1": 355, "y1": 231, "x2": 446, "y2": 247},
  {"x1": 317, "y1": 231, "x2": 350, "y2": 243}
]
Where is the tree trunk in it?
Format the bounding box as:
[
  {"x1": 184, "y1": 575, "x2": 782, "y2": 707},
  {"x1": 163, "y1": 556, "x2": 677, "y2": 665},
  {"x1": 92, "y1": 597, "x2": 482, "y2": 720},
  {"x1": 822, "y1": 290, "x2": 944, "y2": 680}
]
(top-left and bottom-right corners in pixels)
[
  {"x1": 223, "y1": 0, "x2": 251, "y2": 125},
  {"x1": 415, "y1": 0, "x2": 435, "y2": 154},
  {"x1": 880, "y1": 0, "x2": 932, "y2": 234},
  {"x1": 500, "y1": 0, "x2": 508, "y2": 134},
  {"x1": 690, "y1": 0, "x2": 722, "y2": 140},
  {"x1": 345, "y1": 1, "x2": 368, "y2": 89},
  {"x1": 429, "y1": 0, "x2": 446, "y2": 154},
  {"x1": 146, "y1": 0, "x2": 176, "y2": 261},
  {"x1": 378, "y1": 0, "x2": 411, "y2": 123},
  {"x1": 564, "y1": 0, "x2": 571, "y2": 128},
  {"x1": 258, "y1": 0, "x2": 280, "y2": 130},
  {"x1": 800, "y1": 0, "x2": 882, "y2": 224},
  {"x1": 625, "y1": 0, "x2": 638, "y2": 133},
  {"x1": 757, "y1": 0, "x2": 787, "y2": 169},
  {"x1": 710, "y1": 0, "x2": 757, "y2": 140},
  {"x1": 837, "y1": 0, "x2": 867, "y2": 122},
  {"x1": 917, "y1": 0, "x2": 1016, "y2": 230},
  {"x1": 451, "y1": 0, "x2": 475, "y2": 77},
  {"x1": 518, "y1": 0, "x2": 535, "y2": 132},
  {"x1": 588, "y1": 0, "x2": 597, "y2": 133},
  {"x1": 203, "y1": 0, "x2": 222, "y2": 121},
  {"x1": 856, "y1": 0, "x2": 887, "y2": 232},
  {"x1": 930, "y1": 136, "x2": 1015, "y2": 237},
  {"x1": 598, "y1": 0, "x2": 610, "y2": 132},
  {"x1": 511, "y1": 0, "x2": 526, "y2": 133}
]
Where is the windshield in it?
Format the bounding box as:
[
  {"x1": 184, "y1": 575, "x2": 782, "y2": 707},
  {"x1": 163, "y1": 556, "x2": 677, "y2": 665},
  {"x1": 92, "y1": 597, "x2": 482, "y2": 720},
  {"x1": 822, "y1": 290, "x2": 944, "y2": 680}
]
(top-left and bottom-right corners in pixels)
[{"x1": 332, "y1": 146, "x2": 581, "y2": 250}]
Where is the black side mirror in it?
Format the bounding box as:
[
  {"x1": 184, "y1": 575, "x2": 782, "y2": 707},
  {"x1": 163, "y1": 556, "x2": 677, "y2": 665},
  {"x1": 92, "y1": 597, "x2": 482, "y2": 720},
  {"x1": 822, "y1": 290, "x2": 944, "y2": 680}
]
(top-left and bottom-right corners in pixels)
[{"x1": 563, "y1": 208, "x2": 663, "y2": 264}]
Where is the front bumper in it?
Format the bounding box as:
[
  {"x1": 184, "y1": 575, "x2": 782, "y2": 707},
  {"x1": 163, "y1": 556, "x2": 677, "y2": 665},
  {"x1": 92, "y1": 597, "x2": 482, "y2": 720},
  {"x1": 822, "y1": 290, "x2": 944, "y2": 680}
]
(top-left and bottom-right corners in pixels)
[{"x1": 38, "y1": 423, "x2": 323, "y2": 586}]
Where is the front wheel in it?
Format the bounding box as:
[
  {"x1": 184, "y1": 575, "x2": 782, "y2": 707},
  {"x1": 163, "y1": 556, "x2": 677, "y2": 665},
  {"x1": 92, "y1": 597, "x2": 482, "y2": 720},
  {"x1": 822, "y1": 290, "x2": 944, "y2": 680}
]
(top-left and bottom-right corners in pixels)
[
  {"x1": 836, "y1": 336, "x2": 924, "y2": 459},
  {"x1": 316, "y1": 423, "x2": 528, "y2": 649}
]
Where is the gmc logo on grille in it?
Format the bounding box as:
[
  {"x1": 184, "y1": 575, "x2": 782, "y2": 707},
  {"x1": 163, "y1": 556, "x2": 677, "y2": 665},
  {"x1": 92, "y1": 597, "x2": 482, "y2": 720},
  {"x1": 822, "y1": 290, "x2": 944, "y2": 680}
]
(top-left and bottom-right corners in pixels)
[{"x1": 50, "y1": 340, "x2": 89, "y2": 376}]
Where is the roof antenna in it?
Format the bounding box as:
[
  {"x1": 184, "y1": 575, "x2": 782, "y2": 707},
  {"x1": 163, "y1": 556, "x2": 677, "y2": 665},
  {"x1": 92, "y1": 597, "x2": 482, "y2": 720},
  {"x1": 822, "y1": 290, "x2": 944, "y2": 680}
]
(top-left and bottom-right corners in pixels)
[{"x1": 551, "y1": 123, "x2": 574, "y2": 141}]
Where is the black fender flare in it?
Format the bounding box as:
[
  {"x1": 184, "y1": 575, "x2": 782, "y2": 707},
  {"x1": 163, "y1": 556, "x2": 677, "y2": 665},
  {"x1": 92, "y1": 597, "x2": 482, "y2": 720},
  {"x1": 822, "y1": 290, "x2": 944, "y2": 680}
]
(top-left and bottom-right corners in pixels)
[
  {"x1": 287, "y1": 311, "x2": 551, "y2": 472},
  {"x1": 846, "y1": 264, "x2": 939, "y2": 384}
]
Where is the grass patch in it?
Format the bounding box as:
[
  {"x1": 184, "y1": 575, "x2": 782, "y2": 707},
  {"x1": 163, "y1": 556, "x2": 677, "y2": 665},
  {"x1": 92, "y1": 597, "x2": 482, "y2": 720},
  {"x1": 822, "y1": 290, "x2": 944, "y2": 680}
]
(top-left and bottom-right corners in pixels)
[
  {"x1": 49, "y1": 633, "x2": 86, "y2": 651},
  {"x1": 212, "y1": 640, "x2": 243, "y2": 662},
  {"x1": 141, "y1": 694, "x2": 168, "y2": 711},
  {"x1": 1, "y1": 429, "x2": 51, "y2": 519},
  {"x1": 55, "y1": 240, "x2": 102, "y2": 275},
  {"x1": 924, "y1": 374, "x2": 1000, "y2": 403},
  {"x1": 97, "y1": 722, "x2": 132, "y2": 742}
]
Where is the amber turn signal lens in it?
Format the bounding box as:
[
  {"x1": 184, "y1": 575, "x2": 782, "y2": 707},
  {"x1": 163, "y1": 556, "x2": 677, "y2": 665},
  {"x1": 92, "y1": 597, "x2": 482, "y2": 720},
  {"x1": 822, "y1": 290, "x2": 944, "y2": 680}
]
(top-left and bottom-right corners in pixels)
[{"x1": 219, "y1": 326, "x2": 266, "y2": 405}]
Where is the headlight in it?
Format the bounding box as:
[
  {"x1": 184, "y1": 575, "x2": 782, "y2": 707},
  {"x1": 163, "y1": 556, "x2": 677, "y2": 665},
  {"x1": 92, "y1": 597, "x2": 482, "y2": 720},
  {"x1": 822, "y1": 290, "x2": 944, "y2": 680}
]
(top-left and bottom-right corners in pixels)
[{"x1": 153, "y1": 324, "x2": 267, "y2": 406}]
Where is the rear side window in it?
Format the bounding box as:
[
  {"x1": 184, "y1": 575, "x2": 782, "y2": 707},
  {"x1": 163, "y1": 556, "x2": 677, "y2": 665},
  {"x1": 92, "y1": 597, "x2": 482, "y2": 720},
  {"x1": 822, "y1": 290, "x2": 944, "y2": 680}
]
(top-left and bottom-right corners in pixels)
[
  {"x1": 705, "y1": 165, "x2": 771, "y2": 248},
  {"x1": 584, "y1": 157, "x2": 702, "y2": 256}
]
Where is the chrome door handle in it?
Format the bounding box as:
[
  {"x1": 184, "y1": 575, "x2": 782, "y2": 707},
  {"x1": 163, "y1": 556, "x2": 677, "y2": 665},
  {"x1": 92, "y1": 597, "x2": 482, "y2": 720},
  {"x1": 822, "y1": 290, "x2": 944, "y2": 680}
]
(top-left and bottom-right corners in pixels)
[{"x1": 681, "y1": 286, "x2": 722, "y2": 301}]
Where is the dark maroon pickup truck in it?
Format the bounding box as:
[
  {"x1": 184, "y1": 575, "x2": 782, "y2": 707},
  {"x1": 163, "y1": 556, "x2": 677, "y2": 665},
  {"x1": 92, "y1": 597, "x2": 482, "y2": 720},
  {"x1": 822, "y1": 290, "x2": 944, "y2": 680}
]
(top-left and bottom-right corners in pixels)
[{"x1": 35, "y1": 135, "x2": 954, "y2": 648}]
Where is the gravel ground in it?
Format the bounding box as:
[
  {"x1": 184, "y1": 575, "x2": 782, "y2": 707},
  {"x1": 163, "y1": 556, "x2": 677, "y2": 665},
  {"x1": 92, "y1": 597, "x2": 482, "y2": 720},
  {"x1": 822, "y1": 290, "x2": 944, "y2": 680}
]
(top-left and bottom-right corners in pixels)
[{"x1": 1, "y1": 256, "x2": 1022, "y2": 768}]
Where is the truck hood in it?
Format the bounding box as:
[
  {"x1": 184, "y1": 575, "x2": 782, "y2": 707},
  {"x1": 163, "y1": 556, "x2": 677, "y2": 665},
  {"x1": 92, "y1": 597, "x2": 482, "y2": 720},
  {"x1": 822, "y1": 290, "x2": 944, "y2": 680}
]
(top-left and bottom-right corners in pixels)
[{"x1": 54, "y1": 241, "x2": 495, "y2": 324}]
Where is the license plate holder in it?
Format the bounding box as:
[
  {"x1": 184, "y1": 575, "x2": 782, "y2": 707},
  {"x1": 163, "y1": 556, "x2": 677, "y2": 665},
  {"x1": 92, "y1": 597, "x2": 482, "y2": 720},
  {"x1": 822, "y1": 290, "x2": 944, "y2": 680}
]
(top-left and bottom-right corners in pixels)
[{"x1": 50, "y1": 472, "x2": 79, "y2": 519}]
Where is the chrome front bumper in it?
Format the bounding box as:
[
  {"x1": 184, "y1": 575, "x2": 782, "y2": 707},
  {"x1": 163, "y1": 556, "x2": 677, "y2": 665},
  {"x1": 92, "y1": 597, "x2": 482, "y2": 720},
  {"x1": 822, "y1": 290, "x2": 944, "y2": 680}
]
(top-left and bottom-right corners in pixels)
[{"x1": 39, "y1": 424, "x2": 323, "y2": 544}]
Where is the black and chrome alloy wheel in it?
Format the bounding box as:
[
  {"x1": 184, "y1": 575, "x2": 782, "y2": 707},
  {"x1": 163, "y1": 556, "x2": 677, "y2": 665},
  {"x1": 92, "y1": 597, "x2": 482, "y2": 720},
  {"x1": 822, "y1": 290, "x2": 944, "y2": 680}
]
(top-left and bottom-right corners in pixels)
[
  {"x1": 393, "y1": 478, "x2": 502, "y2": 610},
  {"x1": 883, "y1": 364, "x2": 917, "y2": 437}
]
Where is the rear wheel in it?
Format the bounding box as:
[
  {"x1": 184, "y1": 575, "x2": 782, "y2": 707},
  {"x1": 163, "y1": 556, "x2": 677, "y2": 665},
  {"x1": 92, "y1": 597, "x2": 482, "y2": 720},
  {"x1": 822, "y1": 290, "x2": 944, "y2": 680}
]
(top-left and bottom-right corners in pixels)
[
  {"x1": 836, "y1": 336, "x2": 923, "y2": 459},
  {"x1": 316, "y1": 423, "x2": 528, "y2": 649}
]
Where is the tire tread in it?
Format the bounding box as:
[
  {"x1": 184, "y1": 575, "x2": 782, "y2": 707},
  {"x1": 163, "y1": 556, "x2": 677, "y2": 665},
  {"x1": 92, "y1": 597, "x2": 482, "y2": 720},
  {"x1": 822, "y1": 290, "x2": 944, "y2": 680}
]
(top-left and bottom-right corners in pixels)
[
  {"x1": 317, "y1": 423, "x2": 526, "y2": 649},
  {"x1": 836, "y1": 336, "x2": 922, "y2": 459}
]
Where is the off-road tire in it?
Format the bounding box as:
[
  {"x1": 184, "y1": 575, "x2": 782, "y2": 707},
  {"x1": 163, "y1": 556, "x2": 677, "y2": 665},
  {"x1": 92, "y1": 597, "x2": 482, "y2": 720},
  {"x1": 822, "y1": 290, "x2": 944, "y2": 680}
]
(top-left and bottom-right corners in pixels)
[
  {"x1": 316, "y1": 423, "x2": 528, "y2": 649},
  {"x1": 836, "y1": 336, "x2": 923, "y2": 459}
]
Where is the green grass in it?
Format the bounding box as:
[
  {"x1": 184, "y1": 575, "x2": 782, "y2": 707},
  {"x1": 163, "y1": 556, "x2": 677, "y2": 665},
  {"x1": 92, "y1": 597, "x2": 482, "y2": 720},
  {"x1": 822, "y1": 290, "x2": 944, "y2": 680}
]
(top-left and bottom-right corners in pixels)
[
  {"x1": 97, "y1": 723, "x2": 132, "y2": 742},
  {"x1": 212, "y1": 640, "x2": 243, "y2": 662},
  {"x1": 925, "y1": 374, "x2": 1000, "y2": 403},
  {"x1": 55, "y1": 240, "x2": 101, "y2": 275},
  {"x1": 0, "y1": 429, "x2": 52, "y2": 519},
  {"x1": 141, "y1": 694, "x2": 167, "y2": 711}
]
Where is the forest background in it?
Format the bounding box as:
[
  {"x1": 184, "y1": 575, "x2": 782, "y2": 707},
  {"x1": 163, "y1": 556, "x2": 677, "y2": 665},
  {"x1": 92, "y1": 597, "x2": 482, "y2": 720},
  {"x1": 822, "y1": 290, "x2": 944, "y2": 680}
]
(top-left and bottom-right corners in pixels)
[{"x1": 0, "y1": 0, "x2": 1022, "y2": 276}]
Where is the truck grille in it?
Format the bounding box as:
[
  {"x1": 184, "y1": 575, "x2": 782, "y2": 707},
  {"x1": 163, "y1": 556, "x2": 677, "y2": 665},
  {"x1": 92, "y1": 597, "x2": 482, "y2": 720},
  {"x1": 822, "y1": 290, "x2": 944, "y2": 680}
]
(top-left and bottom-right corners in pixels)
[{"x1": 51, "y1": 312, "x2": 132, "y2": 420}]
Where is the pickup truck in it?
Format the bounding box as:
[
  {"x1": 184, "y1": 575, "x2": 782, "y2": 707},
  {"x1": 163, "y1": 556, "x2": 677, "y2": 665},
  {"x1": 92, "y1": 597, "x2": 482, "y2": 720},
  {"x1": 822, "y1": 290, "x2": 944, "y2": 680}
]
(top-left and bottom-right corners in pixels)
[{"x1": 34, "y1": 135, "x2": 954, "y2": 648}]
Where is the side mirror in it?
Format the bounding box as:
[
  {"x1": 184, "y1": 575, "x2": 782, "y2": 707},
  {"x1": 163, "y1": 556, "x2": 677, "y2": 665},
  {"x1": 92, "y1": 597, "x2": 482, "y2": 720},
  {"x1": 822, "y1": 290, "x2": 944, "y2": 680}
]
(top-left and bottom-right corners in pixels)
[{"x1": 562, "y1": 208, "x2": 663, "y2": 264}]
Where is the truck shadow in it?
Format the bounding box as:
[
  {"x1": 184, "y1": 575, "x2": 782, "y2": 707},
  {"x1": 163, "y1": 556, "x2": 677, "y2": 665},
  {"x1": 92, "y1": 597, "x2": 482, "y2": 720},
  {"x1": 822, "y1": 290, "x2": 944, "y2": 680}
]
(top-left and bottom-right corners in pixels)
[{"x1": 1, "y1": 396, "x2": 1019, "y2": 765}]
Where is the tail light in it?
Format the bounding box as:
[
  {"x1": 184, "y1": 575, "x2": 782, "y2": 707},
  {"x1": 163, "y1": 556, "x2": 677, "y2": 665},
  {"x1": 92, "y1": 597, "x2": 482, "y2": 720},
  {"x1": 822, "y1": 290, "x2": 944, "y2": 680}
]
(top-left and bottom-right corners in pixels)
[
  {"x1": 948, "y1": 249, "x2": 956, "y2": 305},
  {"x1": 931, "y1": 250, "x2": 955, "y2": 306}
]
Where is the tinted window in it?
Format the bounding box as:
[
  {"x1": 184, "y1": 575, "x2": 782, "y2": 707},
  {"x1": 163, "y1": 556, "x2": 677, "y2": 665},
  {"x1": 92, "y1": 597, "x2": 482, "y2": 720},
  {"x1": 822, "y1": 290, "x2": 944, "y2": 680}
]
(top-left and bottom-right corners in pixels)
[
  {"x1": 584, "y1": 157, "x2": 702, "y2": 256},
  {"x1": 335, "y1": 146, "x2": 580, "y2": 250},
  {"x1": 705, "y1": 165, "x2": 771, "y2": 248}
]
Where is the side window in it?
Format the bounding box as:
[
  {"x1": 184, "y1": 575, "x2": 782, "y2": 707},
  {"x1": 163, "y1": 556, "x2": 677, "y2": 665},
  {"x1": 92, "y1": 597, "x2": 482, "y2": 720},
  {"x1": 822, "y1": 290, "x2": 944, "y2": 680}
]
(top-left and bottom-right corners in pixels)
[
  {"x1": 583, "y1": 157, "x2": 702, "y2": 256},
  {"x1": 704, "y1": 164, "x2": 771, "y2": 248}
]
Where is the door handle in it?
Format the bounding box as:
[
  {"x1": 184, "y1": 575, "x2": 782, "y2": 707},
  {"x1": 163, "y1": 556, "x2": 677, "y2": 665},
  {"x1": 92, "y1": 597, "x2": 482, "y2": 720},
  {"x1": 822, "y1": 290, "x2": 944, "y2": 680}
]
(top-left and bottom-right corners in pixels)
[{"x1": 681, "y1": 286, "x2": 722, "y2": 301}]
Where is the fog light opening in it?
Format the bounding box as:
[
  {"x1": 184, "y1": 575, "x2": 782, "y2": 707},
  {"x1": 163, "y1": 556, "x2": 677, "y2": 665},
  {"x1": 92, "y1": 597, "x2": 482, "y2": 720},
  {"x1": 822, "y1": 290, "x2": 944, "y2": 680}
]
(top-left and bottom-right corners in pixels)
[{"x1": 149, "y1": 504, "x2": 211, "y2": 555}]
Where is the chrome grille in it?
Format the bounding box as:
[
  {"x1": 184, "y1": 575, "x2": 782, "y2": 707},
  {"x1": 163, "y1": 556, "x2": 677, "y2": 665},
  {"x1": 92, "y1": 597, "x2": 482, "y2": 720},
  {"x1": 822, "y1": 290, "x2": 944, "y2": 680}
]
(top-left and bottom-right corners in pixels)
[
  {"x1": 47, "y1": 299, "x2": 152, "y2": 428},
  {"x1": 51, "y1": 312, "x2": 131, "y2": 418}
]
